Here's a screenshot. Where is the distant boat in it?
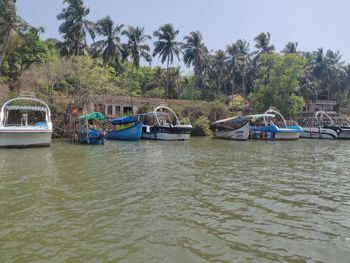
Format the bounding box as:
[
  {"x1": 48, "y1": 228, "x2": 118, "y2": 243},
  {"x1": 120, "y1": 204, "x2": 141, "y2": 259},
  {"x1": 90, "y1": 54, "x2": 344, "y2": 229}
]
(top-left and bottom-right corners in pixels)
[
  {"x1": 0, "y1": 92, "x2": 52, "y2": 147},
  {"x1": 248, "y1": 109, "x2": 303, "y2": 140},
  {"x1": 106, "y1": 115, "x2": 142, "y2": 141},
  {"x1": 210, "y1": 116, "x2": 250, "y2": 140},
  {"x1": 140, "y1": 106, "x2": 193, "y2": 141},
  {"x1": 300, "y1": 111, "x2": 350, "y2": 139},
  {"x1": 78, "y1": 112, "x2": 105, "y2": 145}
]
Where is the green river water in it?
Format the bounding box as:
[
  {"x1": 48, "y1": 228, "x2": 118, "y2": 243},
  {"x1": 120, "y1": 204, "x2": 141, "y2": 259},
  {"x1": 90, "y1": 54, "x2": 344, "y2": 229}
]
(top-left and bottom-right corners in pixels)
[{"x1": 1, "y1": 138, "x2": 350, "y2": 262}]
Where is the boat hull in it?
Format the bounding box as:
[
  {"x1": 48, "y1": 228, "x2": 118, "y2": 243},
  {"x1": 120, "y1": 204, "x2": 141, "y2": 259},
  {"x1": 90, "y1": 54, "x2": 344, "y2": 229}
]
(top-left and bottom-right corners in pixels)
[
  {"x1": 0, "y1": 129, "x2": 52, "y2": 147},
  {"x1": 142, "y1": 125, "x2": 192, "y2": 141},
  {"x1": 337, "y1": 128, "x2": 350, "y2": 139},
  {"x1": 250, "y1": 125, "x2": 302, "y2": 140},
  {"x1": 213, "y1": 122, "x2": 249, "y2": 140},
  {"x1": 300, "y1": 127, "x2": 338, "y2": 139},
  {"x1": 106, "y1": 122, "x2": 142, "y2": 141},
  {"x1": 78, "y1": 129, "x2": 105, "y2": 145}
]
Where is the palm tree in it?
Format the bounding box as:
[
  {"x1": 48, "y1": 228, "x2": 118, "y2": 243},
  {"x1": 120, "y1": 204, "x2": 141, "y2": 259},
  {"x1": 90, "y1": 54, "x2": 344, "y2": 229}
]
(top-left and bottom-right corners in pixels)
[
  {"x1": 0, "y1": 0, "x2": 27, "y2": 74},
  {"x1": 153, "y1": 23, "x2": 182, "y2": 98},
  {"x1": 311, "y1": 48, "x2": 343, "y2": 100},
  {"x1": 182, "y1": 31, "x2": 208, "y2": 74},
  {"x1": 254, "y1": 32, "x2": 275, "y2": 54},
  {"x1": 122, "y1": 26, "x2": 151, "y2": 112},
  {"x1": 182, "y1": 31, "x2": 209, "y2": 98},
  {"x1": 211, "y1": 50, "x2": 228, "y2": 97},
  {"x1": 282, "y1": 41, "x2": 298, "y2": 54},
  {"x1": 225, "y1": 39, "x2": 250, "y2": 96},
  {"x1": 57, "y1": 0, "x2": 95, "y2": 56},
  {"x1": 92, "y1": 16, "x2": 123, "y2": 65},
  {"x1": 122, "y1": 26, "x2": 151, "y2": 71}
]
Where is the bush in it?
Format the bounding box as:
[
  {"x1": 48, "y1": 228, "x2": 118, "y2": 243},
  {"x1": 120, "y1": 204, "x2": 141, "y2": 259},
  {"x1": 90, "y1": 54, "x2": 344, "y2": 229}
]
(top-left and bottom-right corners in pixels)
[{"x1": 192, "y1": 115, "x2": 212, "y2": 136}]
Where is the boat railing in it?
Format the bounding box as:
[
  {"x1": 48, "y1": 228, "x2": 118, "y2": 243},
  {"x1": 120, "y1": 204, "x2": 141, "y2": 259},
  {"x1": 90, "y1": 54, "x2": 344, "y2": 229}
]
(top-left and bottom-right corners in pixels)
[{"x1": 19, "y1": 91, "x2": 36, "y2": 98}]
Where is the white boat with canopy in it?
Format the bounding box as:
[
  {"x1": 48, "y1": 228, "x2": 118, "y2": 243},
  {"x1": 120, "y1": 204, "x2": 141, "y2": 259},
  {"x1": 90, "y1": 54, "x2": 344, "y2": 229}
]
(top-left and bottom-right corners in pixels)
[
  {"x1": 248, "y1": 108, "x2": 303, "y2": 140},
  {"x1": 140, "y1": 105, "x2": 192, "y2": 140},
  {"x1": 300, "y1": 111, "x2": 350, "y2": 139},
  {"x1": 0, "y1": 92, "x2": 52, "y2": 147},
  {"x1": 210, "y1": 116, "x2": 249, "y2": 140}
]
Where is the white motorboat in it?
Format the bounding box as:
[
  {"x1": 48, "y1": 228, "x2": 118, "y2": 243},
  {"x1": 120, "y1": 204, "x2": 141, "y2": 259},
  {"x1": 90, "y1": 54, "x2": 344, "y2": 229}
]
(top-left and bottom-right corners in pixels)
[
  {"x1": 300, "y1": 111, "x2": 348, "y2": 139},
  {"x1": 248, "y1": 108, "x2": 303, "y2": 140},
  {"x1": 210, "y1": 116, "x2": 250, "y2": 140},
  {"x1": 140, "y1": 106, "x2": 192, "y2": 141},
  {"x1": 0, "y1": 92, "x2": 52, "y2": 147}
]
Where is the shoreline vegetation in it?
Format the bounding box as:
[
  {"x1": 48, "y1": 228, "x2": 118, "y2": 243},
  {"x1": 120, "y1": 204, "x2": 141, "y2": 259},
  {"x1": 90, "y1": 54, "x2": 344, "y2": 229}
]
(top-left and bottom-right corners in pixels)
[{"x1": 1, "y1": 0, "x2": 350, "y2": 137}]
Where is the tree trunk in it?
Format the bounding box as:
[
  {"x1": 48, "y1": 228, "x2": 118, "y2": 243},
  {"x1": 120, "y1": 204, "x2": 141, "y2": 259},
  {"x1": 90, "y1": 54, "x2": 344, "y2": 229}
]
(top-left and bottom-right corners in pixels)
[
  {"x1": 130, "y1": 66, "x2": 134, "y2": 114},
  {"x1": 0, "y1": 29, "x2": 11, "y2": 76},
  {"x1": 166, "y1": 57, "x2": 170, "y2": 99}
]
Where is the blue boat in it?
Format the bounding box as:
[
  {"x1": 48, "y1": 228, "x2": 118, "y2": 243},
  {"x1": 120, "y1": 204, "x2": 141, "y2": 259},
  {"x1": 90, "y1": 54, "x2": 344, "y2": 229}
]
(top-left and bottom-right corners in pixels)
[
  {"x1": 78, "y1": 128, "x2": 105, "y2": 144},
  {"x1": 248, "y1": 108, "x2": 303, "y2": 140},
  {"x1": 106, "y1": 115, "x2": 142, "y2": 141},
  {"x1": 78, "y1": 112, "x2": 105, "y2": 145}
]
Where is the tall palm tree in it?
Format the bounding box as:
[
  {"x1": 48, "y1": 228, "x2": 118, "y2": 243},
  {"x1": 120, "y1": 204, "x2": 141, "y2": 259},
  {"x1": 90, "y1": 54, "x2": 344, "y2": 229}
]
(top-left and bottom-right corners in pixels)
[
  {"x1": 254, "y1": 32, "x2": 275, "y2": 54},
  {"x1": 182, "y1": 31, "x2": 209, "y2": 98},
  {"x1": 311, "y1": 48, "x2": 343, "y2": 100},
  {"x1": 211, "y1": 50, "x2": 228, "y2": 97},
  {"x1": 57, "y1": 0, "x2": 95, "y2": 56},
  {"x1": 122, "y1": 26, "x2": 151, "y2": 112},
  {"x1": 282, "y1": 41, "x2": 298, "y2": 54},
  {"x1": 0, "y1": 0, "x2": 26, "y2": 74},
  {"x1": 153, "y1": 23, "x2": 182, "y2": 98},
  {"x1": 92, "y1": 16, "x2": 123, "y2": 65},
  {"x1": 182, "y1": 31, "x2": 208, "y2": 74},
  {"x1": 122, "y1": 26, "x2": 151, "y2": 71},
  {"x1": 225, "y1": 39, "x2": 250, "y2": 96}
]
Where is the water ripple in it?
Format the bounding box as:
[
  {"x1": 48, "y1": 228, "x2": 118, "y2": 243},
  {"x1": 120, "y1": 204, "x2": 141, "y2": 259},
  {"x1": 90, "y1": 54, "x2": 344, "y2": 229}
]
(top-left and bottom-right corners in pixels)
[{"x1": 1, "y1": 138, "x2": 350, "y2": 262}]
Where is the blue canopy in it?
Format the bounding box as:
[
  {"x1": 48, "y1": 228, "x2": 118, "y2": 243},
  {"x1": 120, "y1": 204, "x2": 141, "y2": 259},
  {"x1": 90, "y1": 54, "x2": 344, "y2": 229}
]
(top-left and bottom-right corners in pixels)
[{"x1": 108, "y1": 115, "x2": 138, "y2": 125}]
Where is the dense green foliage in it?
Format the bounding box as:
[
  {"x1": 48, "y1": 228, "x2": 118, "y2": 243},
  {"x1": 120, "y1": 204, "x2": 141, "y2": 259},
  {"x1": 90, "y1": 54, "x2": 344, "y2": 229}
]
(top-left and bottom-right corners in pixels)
[
  {"x1": 248, "y1": 53, "x2": 306, "y2": 116},
  {"x1": 1, "y1": 0, "x2": 350, "y2": 116}
]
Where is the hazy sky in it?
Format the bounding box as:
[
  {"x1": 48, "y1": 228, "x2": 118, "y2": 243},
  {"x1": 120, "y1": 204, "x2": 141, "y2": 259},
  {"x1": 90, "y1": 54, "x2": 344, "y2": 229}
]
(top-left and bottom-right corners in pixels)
[{"x1": 16, "y1": 0, "x2": 350, "y2": 65}]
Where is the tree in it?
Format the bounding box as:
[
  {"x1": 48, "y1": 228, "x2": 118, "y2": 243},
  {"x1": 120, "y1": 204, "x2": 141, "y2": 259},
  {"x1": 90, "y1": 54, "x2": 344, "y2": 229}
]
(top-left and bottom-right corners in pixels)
[
  {"x1": 153, "y1": 23, "x2": 182, "y2": 98},
  {"x1": 0, "y1": 0, "x2": 27, "y2": 75},
  {"x1": 311, "y1": 48, "x2": 344, "y2": 100},
  {"x1": 248, "y1": 53, "x2": 306, "y2": 117},
  {"x1": 210, "y1": 50, "x2": 228, "y2": 97},
  {"x1": 182, "y1": 31, "x2": 208, "y2": 75},
  {"x1": 3, "y1": 27, "x2": 49, "y2": 80},
  {"x1": 282, "y1": 41, "x2": 298, "y2": 54},
  {"x1": 92, "y1": 15, "x2": 123, "y2": 66},
  {"x1": 70, "y1": 56, "x2": 117, "y2": 108},
  {"x1": 122, "y1": 26, "x2": 151, "y2": 71},
  {"x1": 57, "y1": 0, "x2": 95, "y2": 56},
  {"x1": 225, "y1": 39, "x2": 250, "y2": 96},
  {"x1": 254, "y1": 32, "x2": 275, "y2": 54},
  {"x1": 182, "y1": 31, "x2": 209, "y2": 97}
]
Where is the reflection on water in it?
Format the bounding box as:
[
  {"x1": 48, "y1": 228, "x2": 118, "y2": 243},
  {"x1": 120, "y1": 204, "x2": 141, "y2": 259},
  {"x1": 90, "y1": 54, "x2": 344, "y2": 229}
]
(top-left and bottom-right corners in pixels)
[{"x1": 1, "y1": 138, "x2": 350, "y2": 262}]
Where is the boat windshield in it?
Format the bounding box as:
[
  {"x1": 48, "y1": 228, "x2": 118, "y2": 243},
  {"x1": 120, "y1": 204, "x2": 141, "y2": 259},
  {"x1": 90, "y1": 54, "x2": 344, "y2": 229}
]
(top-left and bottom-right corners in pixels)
[
  {"x1": 1, "y1": 98, "x2": 50, "y2": 127},
  {"x1": 140, "y1": 106, "x2": 181, "y2": 126}
]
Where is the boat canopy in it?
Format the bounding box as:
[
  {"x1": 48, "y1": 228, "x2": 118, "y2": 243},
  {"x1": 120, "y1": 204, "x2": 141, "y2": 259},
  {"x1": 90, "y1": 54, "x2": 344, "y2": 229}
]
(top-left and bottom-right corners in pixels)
[
  {"x1": 139, "y1": 112, "x2": 168, "y2": 117},
  {"x1": 246, "y1": 113, "x2": 275, "y2": 119},
  {"x1": 212, "y1": 116, "x2": 247, "y2": 125},
  {"x1": 108, "y1": 115, "x2": 138, "y2": 125},
  {"x1": 78, "y1": 112, "x2": 105, "y2": 121},
  {"x1": 5, "y1": 105, "x2": 48, "y2": 111}
]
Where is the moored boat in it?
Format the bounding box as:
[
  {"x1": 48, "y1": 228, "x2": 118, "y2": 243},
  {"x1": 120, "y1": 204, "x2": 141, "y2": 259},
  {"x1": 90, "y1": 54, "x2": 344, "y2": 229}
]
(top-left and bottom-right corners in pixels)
[
  {"x1": 0, "y1": 92, "x2": 52, "y2": 147},
  {"x1": 140, "y1": 106, "x2": 192, "y2": 141},
  {"x1": 106, "y1": 115, "x2": 142, "y2": 141},
  {"x1": 78, "y1": 112, "x2": 105, "y2": 145},
  {"x1": 248, "y1": 109, "x2": 303, "y2": 140},
  {"x1": 300, "y1": 111, "x2": 350, "y2": 139},
  {"x1": 210, "y1": 116, "x2": 249, "y2": 140}
]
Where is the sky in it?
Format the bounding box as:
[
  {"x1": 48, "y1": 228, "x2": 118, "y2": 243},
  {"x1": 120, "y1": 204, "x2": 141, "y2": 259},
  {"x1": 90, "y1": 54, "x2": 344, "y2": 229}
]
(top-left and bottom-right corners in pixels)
[{"x1": 16, "y1": 0, "x2": 350, "y2": 66}]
